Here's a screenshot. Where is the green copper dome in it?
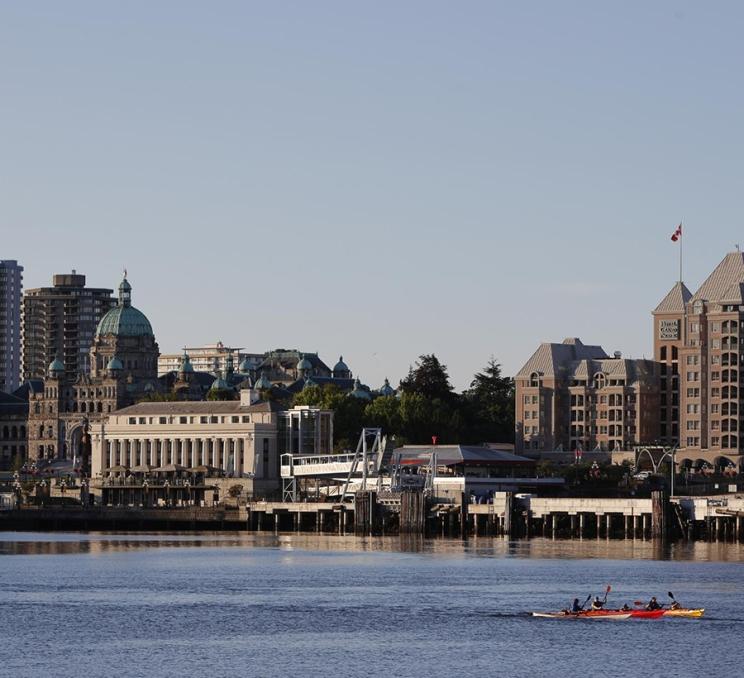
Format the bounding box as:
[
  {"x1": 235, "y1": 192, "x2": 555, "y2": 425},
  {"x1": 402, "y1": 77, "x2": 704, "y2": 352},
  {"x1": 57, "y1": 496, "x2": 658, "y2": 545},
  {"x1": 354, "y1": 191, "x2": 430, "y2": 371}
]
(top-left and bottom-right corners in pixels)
[
  {"x1": 95, "y1": 276, "x2": 154, "y2": 338},
  {"x1": 48, "y1": 357, "x2": 65, "y2": 374},
  {"x1": 106, "y1": 356, "x2": 124, "y2": 371}
]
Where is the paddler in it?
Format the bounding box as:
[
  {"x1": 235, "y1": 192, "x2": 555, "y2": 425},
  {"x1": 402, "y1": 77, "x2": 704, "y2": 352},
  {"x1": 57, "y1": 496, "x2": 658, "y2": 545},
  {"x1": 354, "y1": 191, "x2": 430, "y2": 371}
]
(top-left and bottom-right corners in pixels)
[
  {"x1": 571, "y1": 598, "x2": 582, "y2": 613},
  {"x1": 645, "y1": 596, "x2": 662, "y2": 611},
  {"x1": 591, "y1": 596, "x2": 604, "y2": 610}
]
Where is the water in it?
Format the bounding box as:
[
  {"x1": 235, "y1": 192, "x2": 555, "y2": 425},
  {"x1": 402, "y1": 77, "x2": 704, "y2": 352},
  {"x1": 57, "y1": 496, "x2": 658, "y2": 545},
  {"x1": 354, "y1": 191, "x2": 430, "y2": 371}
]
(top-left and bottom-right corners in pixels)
[{"x1": 0, "y1": 533, "x2": 742, "y2": 678}]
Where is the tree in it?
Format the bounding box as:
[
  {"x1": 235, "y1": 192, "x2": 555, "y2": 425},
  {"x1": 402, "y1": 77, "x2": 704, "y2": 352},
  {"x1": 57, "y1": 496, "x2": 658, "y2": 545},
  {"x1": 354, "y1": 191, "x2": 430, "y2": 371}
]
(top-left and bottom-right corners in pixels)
[
  {"x1": 398, "y1": 354, "x2": 455, "y2": 402},
  {"x1": 364, "y1": 395, "x2": 402, "y2": 435},
  {"x1": 462, "y1": 358, "x2": 515, "y2": 443}
]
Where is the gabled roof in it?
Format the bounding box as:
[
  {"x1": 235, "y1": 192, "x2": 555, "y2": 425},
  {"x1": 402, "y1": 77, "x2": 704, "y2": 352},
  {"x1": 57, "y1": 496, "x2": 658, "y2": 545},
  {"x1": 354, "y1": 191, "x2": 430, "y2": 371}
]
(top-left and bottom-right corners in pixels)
[
  {"x1": 653, "y1": 281, "x2": 692, "y2": 314},
  {"x1": 691, "y1": 251, "x2": 744, "y2": 303},
  {"x1": 516, "y1": 338, "x2": 608, "y2": 379}
]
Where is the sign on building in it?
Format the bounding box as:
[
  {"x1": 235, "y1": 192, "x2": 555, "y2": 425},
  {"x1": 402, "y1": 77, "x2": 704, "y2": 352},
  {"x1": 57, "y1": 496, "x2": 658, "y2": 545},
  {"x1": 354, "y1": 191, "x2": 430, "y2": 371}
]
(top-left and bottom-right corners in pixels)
[{"x1": 658, "y1": 319, "x2": 680, "y2": 340}]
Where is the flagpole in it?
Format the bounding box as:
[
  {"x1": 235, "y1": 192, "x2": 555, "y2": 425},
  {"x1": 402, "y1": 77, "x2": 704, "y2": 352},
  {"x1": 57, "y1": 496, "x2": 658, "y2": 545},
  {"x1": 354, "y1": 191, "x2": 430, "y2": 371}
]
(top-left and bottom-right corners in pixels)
[{"x1": 679, "y1": 219, "x2": 683, "y2": 283}]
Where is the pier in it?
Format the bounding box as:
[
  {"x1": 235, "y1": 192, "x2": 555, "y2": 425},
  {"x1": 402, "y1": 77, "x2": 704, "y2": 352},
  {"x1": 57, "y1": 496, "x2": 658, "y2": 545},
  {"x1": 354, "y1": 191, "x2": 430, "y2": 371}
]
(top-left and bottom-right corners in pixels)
[{"x1": 2, "y1": 490, "x2": 744, "y2": 542}]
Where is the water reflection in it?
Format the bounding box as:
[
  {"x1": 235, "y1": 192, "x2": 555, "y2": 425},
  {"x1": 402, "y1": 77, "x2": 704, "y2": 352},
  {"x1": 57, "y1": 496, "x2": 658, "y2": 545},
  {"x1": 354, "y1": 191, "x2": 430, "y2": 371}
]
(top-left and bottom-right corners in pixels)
[{"x1": 0, "y1": 531, "x2": 742, "y2": 561}]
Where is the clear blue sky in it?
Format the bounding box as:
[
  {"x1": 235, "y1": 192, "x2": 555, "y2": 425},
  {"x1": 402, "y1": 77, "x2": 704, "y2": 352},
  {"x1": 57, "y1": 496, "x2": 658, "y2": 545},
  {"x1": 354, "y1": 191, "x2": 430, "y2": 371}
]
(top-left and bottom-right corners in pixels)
[{"x1": 2, "y1": 1, "x2": 743, "y2": 389}]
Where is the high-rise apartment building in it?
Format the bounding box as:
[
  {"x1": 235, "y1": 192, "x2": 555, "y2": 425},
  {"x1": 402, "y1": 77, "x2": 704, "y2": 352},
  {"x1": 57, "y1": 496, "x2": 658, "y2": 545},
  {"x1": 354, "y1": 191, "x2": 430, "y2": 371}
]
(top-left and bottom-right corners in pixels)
[
  {"x1": 0, "y1": 260, "x2": 24, "y2": 393},
  {"x1": 515, "y1": 338, "x2": 660, "y2": 453},
  {"x1": 22, "y1": 272, "x2": 115, "y2": 381},
  {"x1": 654, "y1": 251, "x2": 744, "y2": 470}
]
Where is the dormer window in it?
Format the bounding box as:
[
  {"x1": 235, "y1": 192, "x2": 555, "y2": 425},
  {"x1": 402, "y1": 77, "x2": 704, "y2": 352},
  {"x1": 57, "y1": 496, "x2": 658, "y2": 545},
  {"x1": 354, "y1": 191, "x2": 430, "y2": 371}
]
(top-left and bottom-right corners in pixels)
[
  {"x1": 529, "y1": 372, "x2": 540, "y2": 387},
  {"x1": 693, "y1": 300, "x2": 703, "y2": 315}
]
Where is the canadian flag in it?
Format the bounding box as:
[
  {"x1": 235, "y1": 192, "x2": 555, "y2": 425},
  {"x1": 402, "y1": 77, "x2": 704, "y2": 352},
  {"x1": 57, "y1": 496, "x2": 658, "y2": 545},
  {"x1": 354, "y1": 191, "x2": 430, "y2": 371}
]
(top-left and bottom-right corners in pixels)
[{"x1": 671, "y1": 223, "x2": 682, "y2": 242}]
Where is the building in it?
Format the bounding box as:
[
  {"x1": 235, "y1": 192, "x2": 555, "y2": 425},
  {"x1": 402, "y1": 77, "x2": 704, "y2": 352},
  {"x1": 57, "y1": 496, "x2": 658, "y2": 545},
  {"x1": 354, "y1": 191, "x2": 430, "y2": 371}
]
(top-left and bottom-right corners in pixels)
[
  {"x1": 26, "y1": 275, "x2": 159, "y2": 467},
  {"x1": 22, "y1": 272, "x2": 115, "y2": 381},
  {"x1": 0, "y1": 260, "x2": 23, "y2": 393},
  {"x1": 654, "y1": 250, "x2": 744, "y2": 472},
  {"x1": 158, "y1": 342, "x2": 263, "y2": 377},
  {"x1": 90, "y1": 389, "x2": 333, "y2": 499},
  {"x1": 0, "y1": 390, "x2": 27, "y2": 470},
  {"x1": 514, "y1": 338, "x2": 660, "y2": 453}
]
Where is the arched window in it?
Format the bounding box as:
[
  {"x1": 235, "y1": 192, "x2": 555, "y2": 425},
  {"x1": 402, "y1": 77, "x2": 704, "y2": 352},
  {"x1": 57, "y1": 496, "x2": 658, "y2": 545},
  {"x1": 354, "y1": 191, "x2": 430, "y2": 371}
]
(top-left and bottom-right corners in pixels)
[
  {"x1": 20, "y1": 426, "x2": 25, "y2": 438},
  {"x1": 11, "y1": 426, "x2": 17, "y2": 439},
  {"x1": 97, "y1": 402, "x2": 103, "y2": 413},
  {"x1": 672, "y1": 346, "x2": 679, "y2": 360},
  {"x1": 38, "y1": 425, "x2": 44, "y2": 438},
  {"x1": 80, "y1": 402, "x2": 86, "y2": 413},
  {"x1": 529, "y1": 373, "x2": 540, "y2": 387},
  {"x1": 2, "y1": 426, "x2": 8, "y2": 439}
]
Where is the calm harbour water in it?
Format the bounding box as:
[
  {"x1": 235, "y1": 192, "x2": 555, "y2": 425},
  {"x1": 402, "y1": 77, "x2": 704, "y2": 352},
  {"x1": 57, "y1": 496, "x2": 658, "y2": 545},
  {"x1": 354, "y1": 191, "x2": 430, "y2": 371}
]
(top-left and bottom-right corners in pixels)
[{"x1": 0, "y1": 533, "x2": 742, "y2": 678}]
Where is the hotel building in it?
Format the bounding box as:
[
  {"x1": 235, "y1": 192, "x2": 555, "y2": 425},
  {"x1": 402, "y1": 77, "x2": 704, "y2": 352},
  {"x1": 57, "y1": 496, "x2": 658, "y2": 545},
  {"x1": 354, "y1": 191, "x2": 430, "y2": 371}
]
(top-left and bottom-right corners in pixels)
[
  {"x1": 515, "y1": 338, "x2": 660, "y2": 453},
  {"x1": 654, "y1": 250, "x2": 744, "y2": 470}
]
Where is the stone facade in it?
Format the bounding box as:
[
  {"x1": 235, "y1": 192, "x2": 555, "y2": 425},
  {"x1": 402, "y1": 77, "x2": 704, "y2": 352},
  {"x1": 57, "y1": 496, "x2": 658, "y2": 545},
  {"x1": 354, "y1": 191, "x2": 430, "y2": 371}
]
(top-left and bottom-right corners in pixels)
[
  {"x1": 515, "y1": 338, "x2": 660, "y2": 453},
  {"x1": 654, "y1": 251, "x2": 744, "y2": 471},
  {"x1": 26, "y1": 276, "x2": 159, "y2": 468},
  {"x1": 90, "y1": 392, "x2": 333, "y2": 498}
]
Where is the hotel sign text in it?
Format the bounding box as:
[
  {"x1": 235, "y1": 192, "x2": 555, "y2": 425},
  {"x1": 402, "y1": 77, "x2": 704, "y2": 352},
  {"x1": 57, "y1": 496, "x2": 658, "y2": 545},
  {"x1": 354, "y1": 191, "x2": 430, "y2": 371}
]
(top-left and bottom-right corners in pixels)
[{"x1": 659, "y1": 319, "x2": 679, "y2": 340}]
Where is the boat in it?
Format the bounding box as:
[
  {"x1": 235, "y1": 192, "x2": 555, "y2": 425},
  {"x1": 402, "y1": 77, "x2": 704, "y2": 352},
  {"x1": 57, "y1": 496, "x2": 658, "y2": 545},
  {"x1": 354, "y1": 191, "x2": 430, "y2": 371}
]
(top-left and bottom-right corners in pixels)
[
  {"x1": 662, "y1": 608, "x2": 705, "y2": 618},
  {"x1": 532, "y1": 610, "x2": 632, "y2": 620},
  {"x1": 627, "y1": 609, "x2": 666, "y2": 619}
]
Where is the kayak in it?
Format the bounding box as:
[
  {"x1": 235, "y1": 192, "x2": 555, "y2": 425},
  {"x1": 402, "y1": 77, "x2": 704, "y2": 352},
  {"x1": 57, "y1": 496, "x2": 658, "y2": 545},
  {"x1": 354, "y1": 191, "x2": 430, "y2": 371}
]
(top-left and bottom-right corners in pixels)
[
  {"x1": 532, "y1": 611, "x2": 632, "y2": 620},
  {"x1": 662, "y1": 608, "x2": 704, "y2": 618},
  {"x1": 627, "y1": 609, "x2": 665, "y2": 619}
]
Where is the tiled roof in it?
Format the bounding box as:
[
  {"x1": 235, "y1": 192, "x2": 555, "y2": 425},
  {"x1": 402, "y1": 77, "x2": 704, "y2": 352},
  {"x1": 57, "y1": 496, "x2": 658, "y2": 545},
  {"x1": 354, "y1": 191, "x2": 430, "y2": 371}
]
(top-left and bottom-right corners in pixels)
[
  {"x1": 719, "y1": 281, "x2": 744, "y2": 305},
  {"x1": 691, "y1": 251, "x2": 744, "y2": 303},
  {"x1": 516, "y1": 338, "x2": 608, "y2": 378},
  {"x1": 517, "y1": 339, "x2": 656, "y2": 385},
  {"x1": 113, "y1": 400, "x2": 283, "y2": 415},
  {"x1": 653, "y1": 281, "x2": 692, "y2": 313}
]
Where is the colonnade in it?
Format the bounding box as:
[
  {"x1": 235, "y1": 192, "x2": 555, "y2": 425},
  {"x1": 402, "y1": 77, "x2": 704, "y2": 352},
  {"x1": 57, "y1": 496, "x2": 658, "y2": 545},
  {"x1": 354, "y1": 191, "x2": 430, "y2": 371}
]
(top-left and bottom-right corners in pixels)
[{"x1": 105, "y1": 437, "x2": 252, "y2": 474}]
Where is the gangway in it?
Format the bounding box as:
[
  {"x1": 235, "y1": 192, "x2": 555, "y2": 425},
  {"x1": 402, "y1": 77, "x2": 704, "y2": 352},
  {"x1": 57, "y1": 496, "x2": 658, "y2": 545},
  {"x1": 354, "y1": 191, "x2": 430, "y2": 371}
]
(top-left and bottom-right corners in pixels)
[{"x1": 281, "y1": 428, "x2": 389, "y2": 502}]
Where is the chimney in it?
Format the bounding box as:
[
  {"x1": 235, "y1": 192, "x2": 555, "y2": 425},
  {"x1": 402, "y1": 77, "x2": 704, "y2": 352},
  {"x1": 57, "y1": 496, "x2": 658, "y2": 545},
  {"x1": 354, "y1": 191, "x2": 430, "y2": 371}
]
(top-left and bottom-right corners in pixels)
[
  {"x1": 614, "y1": 351, "x2": 622, "y2": 359},
  {"x1": 240, "y1": 388, "x2": 260, "y2": 406}
]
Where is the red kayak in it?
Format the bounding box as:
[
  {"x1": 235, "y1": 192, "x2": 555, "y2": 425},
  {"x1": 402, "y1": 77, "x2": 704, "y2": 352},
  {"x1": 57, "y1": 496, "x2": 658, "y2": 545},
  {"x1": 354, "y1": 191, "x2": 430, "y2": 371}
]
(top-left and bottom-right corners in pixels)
[{"x1": 628, "y1": 609, "x2": 665, "y2": 619}]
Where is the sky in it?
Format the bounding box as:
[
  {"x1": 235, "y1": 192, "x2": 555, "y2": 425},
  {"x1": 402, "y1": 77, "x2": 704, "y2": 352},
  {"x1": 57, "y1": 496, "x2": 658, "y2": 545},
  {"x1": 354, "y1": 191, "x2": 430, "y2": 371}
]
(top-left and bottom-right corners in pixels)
[{"x1": 2, "y1": 1, "x2": 744, "y2": 390}]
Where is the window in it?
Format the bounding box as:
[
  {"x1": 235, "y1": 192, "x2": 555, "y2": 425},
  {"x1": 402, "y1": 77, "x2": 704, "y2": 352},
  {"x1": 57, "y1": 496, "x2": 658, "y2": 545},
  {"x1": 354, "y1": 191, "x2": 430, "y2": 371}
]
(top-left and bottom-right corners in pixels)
[
  {"x1": 686, "y1": 388, "x2": 700, "y2": 398},
  {"x1": 686, "y1": 355, "x2": 699, "y2": 365},
  {"x1": 231, "y1": 416, "x2": 239, "y2": 423},
  {"x1": 686, "y1": 404, "x2": 699, "y2": 414},
  {"x1": 210, "y1": 416, "x2": 218, "y2": 424},
  {"x1": 128, "y1": 417, "x2": 136, "y2": 425},
  {"x1": 242, "y1": 416, "x2": 250, "y2": 423},
  {"x1": 200, "y1": 416, "x2": 208, "y2": 424},
  {"x1": 711, "y1": 404, "x2": 719, "y2": 414},
  {"x1": 179, "y1": 417, "x2": 188, "y2": 424},
  {"x1": 159, "y1": 417, "x2": 167, "y2": 425},
  {"x1": 686, "y1": 371, "x2": 699, "y2": 381}
]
